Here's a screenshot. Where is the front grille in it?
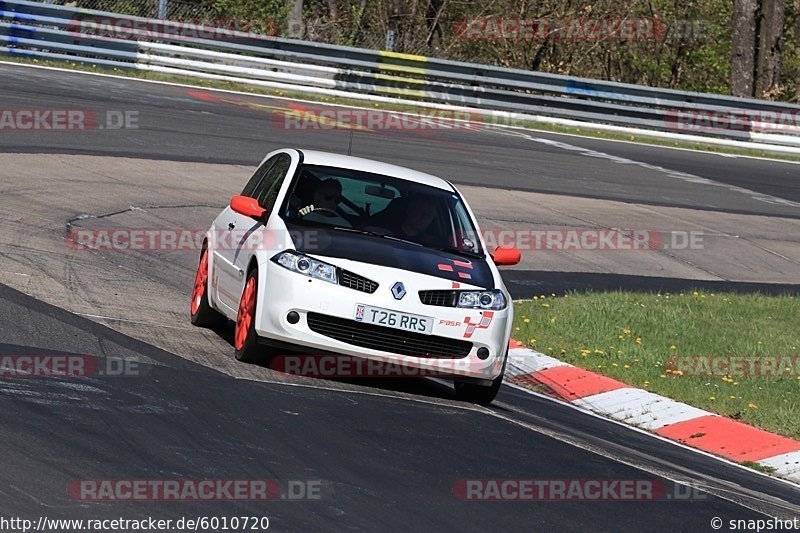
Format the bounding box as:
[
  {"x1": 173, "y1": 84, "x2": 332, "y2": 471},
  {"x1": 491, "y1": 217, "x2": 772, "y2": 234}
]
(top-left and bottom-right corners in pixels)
[
  {"x1": 338, "y1": 270, "x2": 378, "y2": 294},
  {"x1": 419, "y1": 290, "x2": 458, "y2": 307},
  {"x1": 306, "y1": 313, "x2": 472, "y2": 359}
]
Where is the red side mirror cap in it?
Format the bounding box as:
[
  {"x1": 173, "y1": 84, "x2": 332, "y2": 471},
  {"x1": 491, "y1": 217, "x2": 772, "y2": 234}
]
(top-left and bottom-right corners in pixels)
[
  {"x1": 230, "y1": 195, "x2": 266, "y2": 220},
  {"x1": 492, "y1": 246, "x2": 521, "y2": 266}
]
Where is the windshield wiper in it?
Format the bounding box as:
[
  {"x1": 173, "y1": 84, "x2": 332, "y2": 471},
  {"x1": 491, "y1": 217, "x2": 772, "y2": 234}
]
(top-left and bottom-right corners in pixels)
[
  {"x1": 331, "y1": 226, "x2": 423, "y2": 247},
  {"x1": 331, "y1": 227, "x2": 482, "y2": 257},
  {"x1": 433, "y1": 246, "x2": 484, "y2": 259}
]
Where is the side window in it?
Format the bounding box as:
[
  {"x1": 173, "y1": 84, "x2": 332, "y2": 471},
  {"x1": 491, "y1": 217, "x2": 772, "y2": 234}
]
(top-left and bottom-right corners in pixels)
[
  {"x1": 241, "y1": 154, "x2": 280, "y2": 198},
  {"x1": 254, "y1": 153, "x2": 292, "y2": 211},
  {"x1": 451, "y1": 200, "x2": 481, "y2": 253}
]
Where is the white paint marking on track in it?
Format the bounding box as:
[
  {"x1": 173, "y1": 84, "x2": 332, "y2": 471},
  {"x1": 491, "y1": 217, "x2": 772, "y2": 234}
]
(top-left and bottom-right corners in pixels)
[
  {"x1": 572, "y1": 388, "x2": 712, "y2": 431},
  {"x1": 505, "y1": 347, "x2": 568, "y2": 377},
  {"x1": 531, "y1": 137, "x2": 800, "y2": 209},
  {"x1": 758, "y1": 451, "x2": 800, "y2": 480},
  {"x1": 489, "y1": 126, "x2": 800, "y2": 209}
]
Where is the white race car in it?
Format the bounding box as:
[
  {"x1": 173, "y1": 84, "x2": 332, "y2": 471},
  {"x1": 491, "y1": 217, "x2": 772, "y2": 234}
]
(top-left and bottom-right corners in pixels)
[{"x1": 190, "y1": 148, "x2": 521, "y2": 404}]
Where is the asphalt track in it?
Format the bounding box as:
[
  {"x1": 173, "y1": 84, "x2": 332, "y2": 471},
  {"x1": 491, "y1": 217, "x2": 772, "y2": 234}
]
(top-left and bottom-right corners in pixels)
[
  {"x1": 1, "y1": 63, "x2": 799, "y2": 530},
  {"x1": 1, "y1": 281, "x2": 796, "y2": 530},
  {"x1": 1, "y1": 63, "x2": 799, "y2": 218}
]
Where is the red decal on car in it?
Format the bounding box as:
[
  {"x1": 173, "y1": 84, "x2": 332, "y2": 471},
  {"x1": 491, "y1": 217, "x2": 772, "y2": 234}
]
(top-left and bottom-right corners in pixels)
[{"x1": 463, "y1": 311, "x2": 494, "y2": 338}]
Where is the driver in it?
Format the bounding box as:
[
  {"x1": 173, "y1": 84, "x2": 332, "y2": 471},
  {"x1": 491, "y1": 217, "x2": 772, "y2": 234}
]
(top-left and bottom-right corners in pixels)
[
  {"x1": 297, "y1": 179, "x2": 352, "y2": 227},
  {"x1": 299, "y1": 178, "x2": 342, "y2": 216}
]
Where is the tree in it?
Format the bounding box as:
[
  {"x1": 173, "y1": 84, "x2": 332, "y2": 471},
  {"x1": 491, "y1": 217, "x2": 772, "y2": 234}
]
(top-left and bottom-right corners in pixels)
[
  {"x1": 755, "y1": 0, "x2": 787, "y2": 97},
  {"x1": 387, "y1": 0, "x2": 404, "y2": 51},
  {"x1": 286, "y1": 0, "x2": 305, "y2": 38},
  {"x1": 732, "y1": 0, "x2": 757, "y2": 96}
]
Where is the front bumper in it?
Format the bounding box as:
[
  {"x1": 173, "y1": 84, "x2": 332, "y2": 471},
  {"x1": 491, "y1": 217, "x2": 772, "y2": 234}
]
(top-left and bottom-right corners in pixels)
[{"x1": 254, "y1": 263, "x2": 511, "y2": 381}]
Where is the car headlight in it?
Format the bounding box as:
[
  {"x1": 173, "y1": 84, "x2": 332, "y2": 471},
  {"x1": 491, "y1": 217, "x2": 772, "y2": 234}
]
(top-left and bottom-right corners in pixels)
[
  {"x1": 458, "y1": 290, "x2": 507, "y2": 310},
  {"x1": 271, "y1": 250, "x2": 337, "y2": 284}
]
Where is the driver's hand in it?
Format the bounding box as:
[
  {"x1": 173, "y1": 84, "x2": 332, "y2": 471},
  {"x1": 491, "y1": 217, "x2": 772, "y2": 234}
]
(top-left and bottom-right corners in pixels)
[{"x1": 298, "y1": 204, "x2": 315, "y2": 216}]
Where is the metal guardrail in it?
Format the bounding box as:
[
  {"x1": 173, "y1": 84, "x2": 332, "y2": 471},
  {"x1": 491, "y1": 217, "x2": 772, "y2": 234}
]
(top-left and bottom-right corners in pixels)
[{"x1": 2, "y1": 0, "x2": 800, "y2": 151}]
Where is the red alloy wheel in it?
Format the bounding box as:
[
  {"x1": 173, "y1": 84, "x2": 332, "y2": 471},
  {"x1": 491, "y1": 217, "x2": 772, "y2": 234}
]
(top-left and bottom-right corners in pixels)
[
  {"x1": 191, "y1": 248, "x2": 209, "y2": 315},
  {"x1": 235, "y1": 275, "x2": 257, "y2": 351}
]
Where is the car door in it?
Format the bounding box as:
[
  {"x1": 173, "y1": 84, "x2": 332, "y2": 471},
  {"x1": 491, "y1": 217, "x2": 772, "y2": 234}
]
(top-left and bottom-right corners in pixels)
[
  {"x1": 211, "y1": 153, "x2": 278, "y2": 312},
  {"x1": 212, "y1": 152, "x2": 293, "y2": 312}
]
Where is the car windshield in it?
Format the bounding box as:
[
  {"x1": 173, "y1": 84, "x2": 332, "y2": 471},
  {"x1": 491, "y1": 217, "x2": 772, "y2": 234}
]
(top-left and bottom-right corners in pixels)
[{"x1": 281, "y1": 164, "x2": 483, "y2": 256}]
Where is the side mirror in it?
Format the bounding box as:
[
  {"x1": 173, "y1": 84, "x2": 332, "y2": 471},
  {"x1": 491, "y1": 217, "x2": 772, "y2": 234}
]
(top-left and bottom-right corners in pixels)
[
  {"x1": 230, "y1": 195, "x2": 266, "y2": 220},
  {"x1": 491, "y1": 246, "x2": 521, "y2": 266}
]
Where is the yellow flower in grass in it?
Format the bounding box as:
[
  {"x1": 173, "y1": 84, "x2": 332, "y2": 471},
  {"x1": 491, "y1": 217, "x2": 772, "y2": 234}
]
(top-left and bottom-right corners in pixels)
[
  {"x1": 611, "y1": 363, "x2": 618, "y2": 367},
  {"x1": 748, "y1": 403, "x2": 758, "y2": 409},
  {"x1": 542, "y1": 303, "x2": 550, "y2": 308},
  {"x1": 623, "y1": 328, "x2": 631, "y2": 335},
  {"x1": 643, "y1": 381, "x2": 650, "y2": 386},
  {"x1": 635, "y1": 337, "x2": 642, "y2": 345},
  {"x1": 623, "y1": 365, "x2": 630, "y2": 369},
  {"x1": 580, "y1": 349, "x2": 591, "y2": 356},
  {"x1": 670, "y1": 345, "x2": 677, "y2": 350},
  {"x1": 618, "y1": 335, "x2": 625, "y2": 340},
  {"x1": 529, "y1": 338, "x2": 537, "y2": 345},
  {"x1": 550, "y1": 317, "x2": 557, "y2": 324},
  {"x1": 709, "y1": 396, "x2": 716, "y2": 401},
  {"x1": 660, "y1": 374, "x2": 667, "y2": 378},
  {"x1": 729, "y1": 396, "x2": 736, "y2": 399},
  {"x1": 523, "y1": 318, "x2": 531, "y2": 323},
  {"x1": 594, "y1": 350, "x2": 605, "y2": 355}
]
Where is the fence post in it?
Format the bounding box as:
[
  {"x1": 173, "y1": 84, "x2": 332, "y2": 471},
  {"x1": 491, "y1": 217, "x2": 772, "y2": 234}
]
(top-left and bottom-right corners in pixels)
[{"x1": 157, "y1": 0, "x2": 168, "y2": 19}]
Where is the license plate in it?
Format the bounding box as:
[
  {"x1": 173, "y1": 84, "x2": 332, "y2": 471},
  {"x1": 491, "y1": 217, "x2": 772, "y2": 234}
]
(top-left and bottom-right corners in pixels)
[{"x1": 355, "y1": 304, "x2": 433, "y2": 335}]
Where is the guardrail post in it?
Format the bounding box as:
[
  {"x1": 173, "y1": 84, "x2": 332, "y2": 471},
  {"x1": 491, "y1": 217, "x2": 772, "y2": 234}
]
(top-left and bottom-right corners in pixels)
[{"x1": 157, "y1": 0, "x2": 168, "y2": 19}]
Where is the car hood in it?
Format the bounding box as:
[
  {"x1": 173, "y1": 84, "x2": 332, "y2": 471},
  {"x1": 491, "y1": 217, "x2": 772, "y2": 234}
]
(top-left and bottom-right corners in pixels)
[{"x1": 286, "y1": 223, "x2": 495, "y2": 289}]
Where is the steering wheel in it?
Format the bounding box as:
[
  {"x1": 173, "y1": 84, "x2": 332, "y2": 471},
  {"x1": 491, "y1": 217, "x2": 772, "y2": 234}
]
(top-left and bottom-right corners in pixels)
[{"x1": 302, "y1": 207, "x2": 339, "y2": 218}]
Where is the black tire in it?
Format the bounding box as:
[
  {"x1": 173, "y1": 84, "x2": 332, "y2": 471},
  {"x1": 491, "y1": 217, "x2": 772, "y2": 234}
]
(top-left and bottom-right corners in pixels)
[
  {"x1": 234, "y1": 267, "x2": 266, "y2": 363},
  {"x1": 454, "y1": 350, "x2": 507, "y2": 405},
  {"x1": 190, "y1": 247, "x2": 226, "y2": 328}
]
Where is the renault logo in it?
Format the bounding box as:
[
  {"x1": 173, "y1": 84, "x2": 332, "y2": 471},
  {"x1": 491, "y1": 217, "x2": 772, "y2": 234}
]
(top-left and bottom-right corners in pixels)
[{"x1": 391, "y1": 282, "x2": 406, "y2": 300}]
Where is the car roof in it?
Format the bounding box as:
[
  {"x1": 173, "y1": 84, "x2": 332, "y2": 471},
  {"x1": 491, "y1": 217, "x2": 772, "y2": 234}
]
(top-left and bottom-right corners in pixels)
[{"x1": 296, "y1": 149, "x2": 455, "y2": 192}]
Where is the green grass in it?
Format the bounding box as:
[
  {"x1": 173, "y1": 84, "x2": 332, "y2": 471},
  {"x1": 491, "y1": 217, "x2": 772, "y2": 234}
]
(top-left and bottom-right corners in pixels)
[
  {"x1": 513, "y1": 291, "x2": 800, "y2": 439},
  {"x1": 741, "y1": 461, "x2": 778, "y2": 474},
  {"x1": 4, "y1": 55, "x2": 800, "y2": 163}
]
